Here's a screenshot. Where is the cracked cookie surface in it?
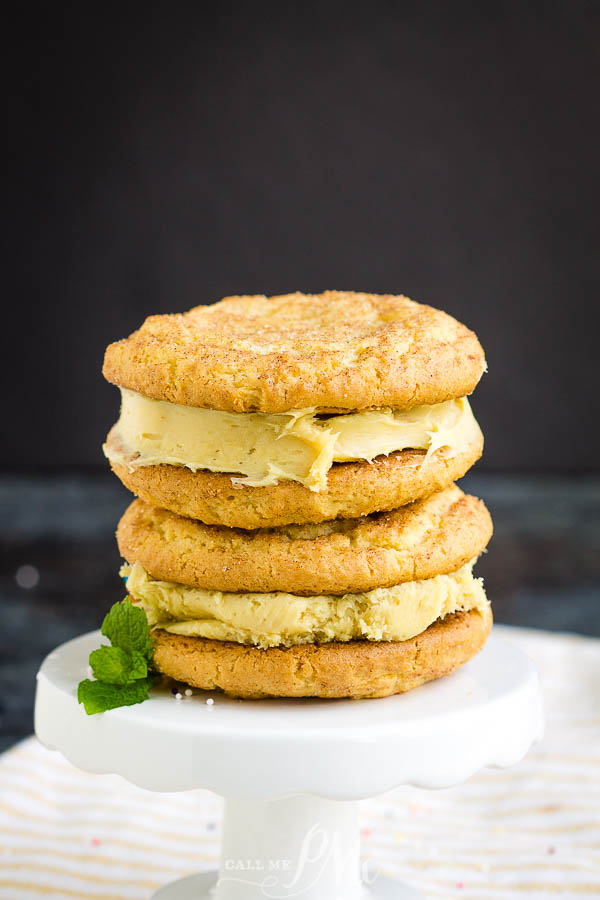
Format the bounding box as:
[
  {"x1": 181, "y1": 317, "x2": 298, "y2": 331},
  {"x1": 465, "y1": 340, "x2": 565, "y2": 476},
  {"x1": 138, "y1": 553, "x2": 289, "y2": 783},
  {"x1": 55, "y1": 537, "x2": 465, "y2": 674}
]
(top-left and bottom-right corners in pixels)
[
  {"x1": 117, "y1": 485, "x2": 492, "y2": 594},
  {"x1": 103, "y1": 291, "x2": 486, "y2": 413}
]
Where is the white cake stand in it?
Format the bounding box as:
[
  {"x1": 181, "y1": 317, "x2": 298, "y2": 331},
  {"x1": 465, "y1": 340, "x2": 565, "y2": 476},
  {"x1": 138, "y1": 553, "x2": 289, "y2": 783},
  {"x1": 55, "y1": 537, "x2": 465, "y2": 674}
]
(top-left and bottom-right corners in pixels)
[{"x1": 35, "y1": 630, "x2": 543, "y2": 900}]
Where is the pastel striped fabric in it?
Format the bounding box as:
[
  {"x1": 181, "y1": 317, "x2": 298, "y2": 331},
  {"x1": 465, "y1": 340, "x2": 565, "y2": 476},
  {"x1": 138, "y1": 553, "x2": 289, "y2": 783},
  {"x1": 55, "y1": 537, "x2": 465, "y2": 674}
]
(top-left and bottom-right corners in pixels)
[{"x1": 1, "y1": 625, "x2": 598, "y2": 899}]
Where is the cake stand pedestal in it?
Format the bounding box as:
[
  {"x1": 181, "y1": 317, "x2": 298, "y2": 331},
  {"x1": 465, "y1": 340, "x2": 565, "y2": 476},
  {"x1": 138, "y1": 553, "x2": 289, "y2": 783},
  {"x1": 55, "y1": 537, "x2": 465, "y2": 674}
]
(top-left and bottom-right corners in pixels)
[{"x1": 35, "y1": 631, "x2": 543, "y2": 900}]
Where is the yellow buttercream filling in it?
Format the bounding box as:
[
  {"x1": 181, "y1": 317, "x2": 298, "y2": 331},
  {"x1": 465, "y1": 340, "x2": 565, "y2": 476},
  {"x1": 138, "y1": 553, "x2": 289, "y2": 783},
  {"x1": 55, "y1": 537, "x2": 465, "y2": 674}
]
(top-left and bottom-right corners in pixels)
[
  {"x1": 122, "y1": 561, "x2": 488, "y2": 649},
  {"x1": 105, "y1": 390, "x2": 478, "y2": 491}
]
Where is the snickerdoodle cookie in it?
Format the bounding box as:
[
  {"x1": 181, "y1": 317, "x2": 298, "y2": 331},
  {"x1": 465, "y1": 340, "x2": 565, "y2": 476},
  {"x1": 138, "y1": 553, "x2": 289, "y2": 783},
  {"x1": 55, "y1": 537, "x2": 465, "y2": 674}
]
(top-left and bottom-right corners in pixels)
[
  {"x1": 117, "y1": 485, "x2": 492, "y2": 595},
  {"x1": 104, "y1": 291, "x2": 485, "y2": 413},
  {"x1": 149, "y1": 606, "x2": 492, "y2": 699}
]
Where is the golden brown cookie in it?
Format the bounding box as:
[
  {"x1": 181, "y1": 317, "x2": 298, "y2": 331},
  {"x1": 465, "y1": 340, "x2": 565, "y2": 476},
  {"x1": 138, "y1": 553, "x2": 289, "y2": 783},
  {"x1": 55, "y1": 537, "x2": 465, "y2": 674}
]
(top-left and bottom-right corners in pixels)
[
  {"x1": 151, "y1": 606, "x2": 493, "y2": 699},
  {"x1": 109, "y1": 418, "x2": 483, "y2": 528},
  {"x1": 117, "y1": 485, "x2": 492, "y2": 595},
  {"x1": 103, "y1": 291, "x2": 486, "y2": 413}
]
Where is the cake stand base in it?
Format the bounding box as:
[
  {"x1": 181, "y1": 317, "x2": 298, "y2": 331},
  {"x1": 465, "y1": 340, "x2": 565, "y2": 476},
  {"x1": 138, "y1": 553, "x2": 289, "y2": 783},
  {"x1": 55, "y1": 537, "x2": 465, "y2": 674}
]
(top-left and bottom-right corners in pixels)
[
  {"x1": 153, "y1": 794, "x2": 421, "y2": 899},
  {"x1": 35, "y1": 631, "x2": 543, "y2": 900},
  {"x1": 152, "y1": 872, "x2": 419, "y2": 899}
]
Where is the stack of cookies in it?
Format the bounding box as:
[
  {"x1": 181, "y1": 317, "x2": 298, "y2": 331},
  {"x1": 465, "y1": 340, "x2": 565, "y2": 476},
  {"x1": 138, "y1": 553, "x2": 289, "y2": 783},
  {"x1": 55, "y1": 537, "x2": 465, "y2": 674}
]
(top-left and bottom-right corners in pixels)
[{"x1": 102, "y1": 291, "x2": 492, "y2": 699}]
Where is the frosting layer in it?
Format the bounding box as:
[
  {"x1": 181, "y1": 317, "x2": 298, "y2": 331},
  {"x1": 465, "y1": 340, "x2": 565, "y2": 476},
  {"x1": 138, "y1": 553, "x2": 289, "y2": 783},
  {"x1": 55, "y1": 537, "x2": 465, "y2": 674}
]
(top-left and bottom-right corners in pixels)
[
  {"x1": 123, "y1": 561, "x2": 488, "y2": 649},
  {"x1": 105, "y1": 390, "x2": 478, "y2": 491}
]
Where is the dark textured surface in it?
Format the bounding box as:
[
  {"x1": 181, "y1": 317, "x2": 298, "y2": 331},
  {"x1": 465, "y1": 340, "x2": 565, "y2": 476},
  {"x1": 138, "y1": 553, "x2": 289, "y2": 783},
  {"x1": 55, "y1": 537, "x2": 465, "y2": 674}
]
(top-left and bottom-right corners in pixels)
[{"x1": 1, "y1": 472, "x2": 598, "y2": 752}]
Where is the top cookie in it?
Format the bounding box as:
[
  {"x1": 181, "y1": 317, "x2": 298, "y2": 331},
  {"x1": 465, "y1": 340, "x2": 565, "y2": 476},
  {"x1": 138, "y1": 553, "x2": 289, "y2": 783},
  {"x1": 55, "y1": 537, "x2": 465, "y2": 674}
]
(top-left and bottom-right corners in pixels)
[{"x1": 103, "y1": 292, "x2": 486, "y2": 413}]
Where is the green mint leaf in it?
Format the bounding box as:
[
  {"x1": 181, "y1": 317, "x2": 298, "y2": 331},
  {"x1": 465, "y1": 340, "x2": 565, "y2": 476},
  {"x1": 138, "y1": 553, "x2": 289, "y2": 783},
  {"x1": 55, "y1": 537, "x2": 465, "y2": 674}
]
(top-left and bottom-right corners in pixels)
[
  {"x1": 127, "y1": 650, "x2": 148, "y2": 678},
  {"x1": 77, "y1": 677, "x2": 151, "y2": 715},
  {"x1": 77, "y1": 598, "x2": 155, "y2": 715},
  {"x1": 89, "y1": 645, "x2": 148, "y2": 685},
  {"x1": 101, "y1": 597, "x2": 153, "y2": 661}
]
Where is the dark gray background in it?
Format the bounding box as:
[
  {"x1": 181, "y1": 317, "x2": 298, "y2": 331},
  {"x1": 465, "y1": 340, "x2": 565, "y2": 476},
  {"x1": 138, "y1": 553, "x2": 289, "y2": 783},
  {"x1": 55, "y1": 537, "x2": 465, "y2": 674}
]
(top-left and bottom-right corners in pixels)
[{"x1": 10, "y1": 1, "x2": 599, "y2": 470}]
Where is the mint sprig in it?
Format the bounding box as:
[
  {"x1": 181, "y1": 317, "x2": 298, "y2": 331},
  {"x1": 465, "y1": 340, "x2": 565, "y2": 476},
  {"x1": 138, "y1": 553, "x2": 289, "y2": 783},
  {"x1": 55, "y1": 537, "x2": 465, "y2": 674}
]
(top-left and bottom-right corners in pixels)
[
  {"x1": 77, "y1": 598, "x2": 154, "y2": 715},
  {"x1": 101, "y1": 598, "x2": 153, "y2": 660},
  {"x1": 76, "y1": 678, "x2": 152, "y2": 715},
  {"x1": 89, "y1": 645, "x2": 148, "y2": 685}
]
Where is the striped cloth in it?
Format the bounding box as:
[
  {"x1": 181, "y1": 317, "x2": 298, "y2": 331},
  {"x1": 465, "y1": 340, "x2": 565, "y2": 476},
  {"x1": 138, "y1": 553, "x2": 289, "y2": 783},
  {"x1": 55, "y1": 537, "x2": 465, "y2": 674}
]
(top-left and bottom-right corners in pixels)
[{"x1": 1, "y1": 625, "x2": 598, "y2": 899}]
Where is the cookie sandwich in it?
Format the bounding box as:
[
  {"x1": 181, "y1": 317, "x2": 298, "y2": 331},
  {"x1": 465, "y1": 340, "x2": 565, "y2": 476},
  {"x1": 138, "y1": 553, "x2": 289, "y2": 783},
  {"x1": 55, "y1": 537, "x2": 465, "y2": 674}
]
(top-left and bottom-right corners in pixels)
[
  {"x1": 103, "y1": 291, "x2": 485, "y2": 528},
  {"x1": 99, "y1": 291, "x2": 492, "y2": 700},
  {"x1": 117, "y1": 485, "x2": 492, "y2": 698}
]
